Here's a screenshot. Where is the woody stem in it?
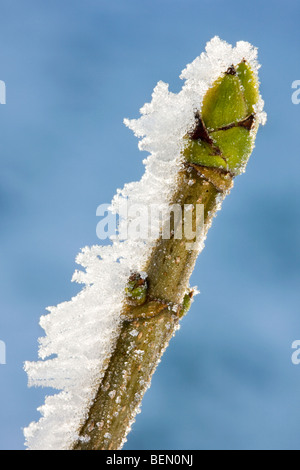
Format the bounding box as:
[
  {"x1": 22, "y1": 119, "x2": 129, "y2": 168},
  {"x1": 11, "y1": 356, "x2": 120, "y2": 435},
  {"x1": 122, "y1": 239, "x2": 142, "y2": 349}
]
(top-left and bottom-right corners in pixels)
[{"x1": 73, "y1": 165, "x2": 233, "y2": 451}]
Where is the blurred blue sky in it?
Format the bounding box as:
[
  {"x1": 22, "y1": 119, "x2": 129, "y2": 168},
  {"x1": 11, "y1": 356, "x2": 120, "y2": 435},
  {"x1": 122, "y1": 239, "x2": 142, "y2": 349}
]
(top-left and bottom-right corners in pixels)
[{"x1": 0, "y1": 0, "x2": 300, "y2": 450}]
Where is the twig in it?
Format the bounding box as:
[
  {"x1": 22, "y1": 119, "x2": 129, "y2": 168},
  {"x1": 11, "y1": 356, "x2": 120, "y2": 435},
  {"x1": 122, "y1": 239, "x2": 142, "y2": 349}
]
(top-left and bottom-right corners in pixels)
[{"x1": 74, "y1": 165, "x2": 233, "y2": 450}]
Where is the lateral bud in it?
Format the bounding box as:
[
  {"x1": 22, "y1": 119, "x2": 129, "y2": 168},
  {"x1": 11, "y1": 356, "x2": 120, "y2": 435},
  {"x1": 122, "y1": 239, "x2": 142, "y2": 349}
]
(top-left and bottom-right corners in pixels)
[
  {"x1": 125, "y1": 272, "x2": 148, "y2": 307},
  {"x1": 179, "y1": 289, "x2": 195, "y2": 318}
]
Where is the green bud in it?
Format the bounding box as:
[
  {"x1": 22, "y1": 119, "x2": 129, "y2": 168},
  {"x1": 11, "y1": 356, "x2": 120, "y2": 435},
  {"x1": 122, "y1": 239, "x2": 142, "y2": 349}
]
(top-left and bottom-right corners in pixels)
[
  {"x1": 179, "y1": 290, "x2": 194, "y2": 318},
  {"x1": 183, "y1": 137, "x2": 227, "y2": 171},
  {"x1": 202, "y1": 70, "x2": 248, "y2": 130},
  {"x1": 184, "y1": 61, "x2": 260, "y2": 176},
  {"x1": 211, "y1": 127, "x2": 253, "y2": 174},
  {"x1": 125, "y1": 273, "x2": 148, "y2": 307},
  {"x1": 236, "y1": 61, "x2": 259, "y2": 116}
]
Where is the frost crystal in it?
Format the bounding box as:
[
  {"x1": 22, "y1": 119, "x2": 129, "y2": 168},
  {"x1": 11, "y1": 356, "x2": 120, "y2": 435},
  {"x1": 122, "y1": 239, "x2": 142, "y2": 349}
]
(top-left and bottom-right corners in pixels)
[{"x1": 24, "y1": 37, "x2": 266, "y2": 450}]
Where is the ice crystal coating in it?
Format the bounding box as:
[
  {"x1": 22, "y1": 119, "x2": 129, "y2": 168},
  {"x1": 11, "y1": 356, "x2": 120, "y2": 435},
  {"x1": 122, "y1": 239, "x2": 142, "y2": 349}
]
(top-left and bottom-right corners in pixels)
[{"x1": 24, "y1": 37, "x2": 266, "y2": 450}]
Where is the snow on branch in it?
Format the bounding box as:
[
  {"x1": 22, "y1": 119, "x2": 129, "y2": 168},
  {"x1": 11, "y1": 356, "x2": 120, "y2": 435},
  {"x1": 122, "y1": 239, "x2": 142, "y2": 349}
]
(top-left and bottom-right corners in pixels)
[{"x1": 24, "y1": 37, "x2": 266, "y2": 450}]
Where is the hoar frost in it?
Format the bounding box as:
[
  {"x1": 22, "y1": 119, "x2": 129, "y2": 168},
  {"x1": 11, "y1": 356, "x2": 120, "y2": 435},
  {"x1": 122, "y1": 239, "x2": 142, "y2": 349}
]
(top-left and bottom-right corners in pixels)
[{"x1": 24, "y1": 37, "x2": 266, "y2": 450}]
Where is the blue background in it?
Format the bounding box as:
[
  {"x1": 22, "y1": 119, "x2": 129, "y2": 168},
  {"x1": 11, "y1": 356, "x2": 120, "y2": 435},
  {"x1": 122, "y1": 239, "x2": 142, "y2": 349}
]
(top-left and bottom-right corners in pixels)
[{"x1": 0, "y1": 0, "x2": 299, "y2": 450}]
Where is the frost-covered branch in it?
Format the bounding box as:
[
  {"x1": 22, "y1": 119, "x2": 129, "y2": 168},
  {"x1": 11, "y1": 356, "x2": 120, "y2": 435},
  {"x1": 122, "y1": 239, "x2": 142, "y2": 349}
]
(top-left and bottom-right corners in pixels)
[{"x1": 24, "y1": 37, "x2": 266, "y2": 451}]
